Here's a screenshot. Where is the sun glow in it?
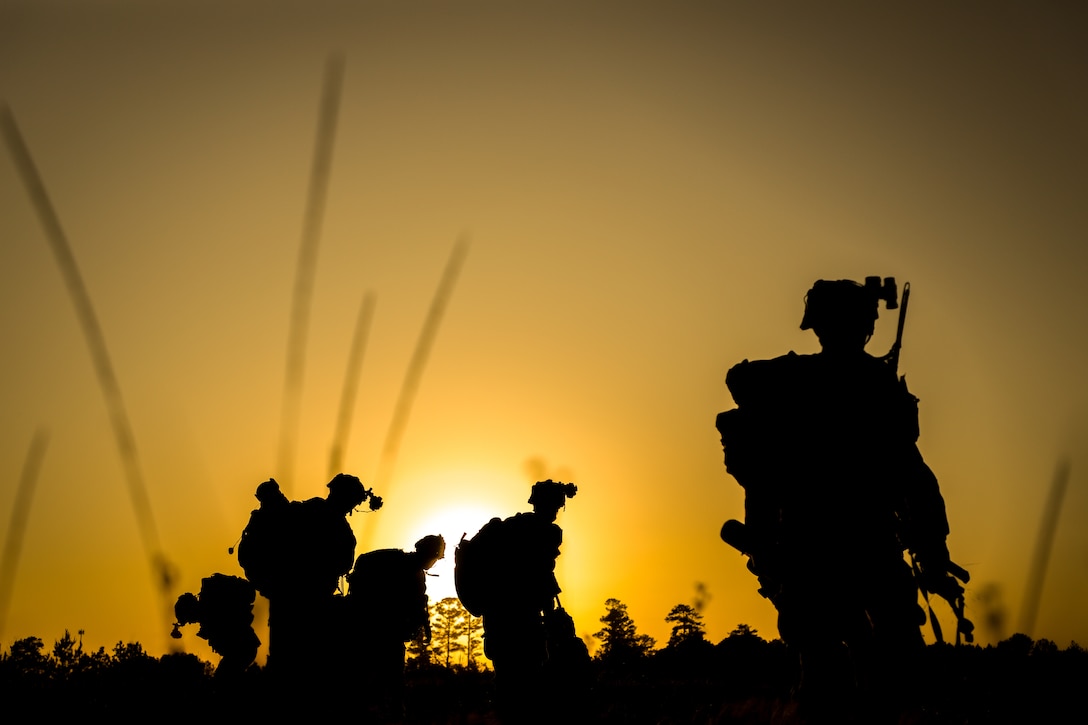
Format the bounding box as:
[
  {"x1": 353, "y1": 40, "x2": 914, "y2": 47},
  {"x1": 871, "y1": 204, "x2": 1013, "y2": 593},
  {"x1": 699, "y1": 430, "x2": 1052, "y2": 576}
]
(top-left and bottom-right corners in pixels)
[
  {"x1": 405, "y1": 504, "x2": 498, "y2": 603},
  {"x1": 369, "y1": 465, "x2": 521, "y2": 603}
]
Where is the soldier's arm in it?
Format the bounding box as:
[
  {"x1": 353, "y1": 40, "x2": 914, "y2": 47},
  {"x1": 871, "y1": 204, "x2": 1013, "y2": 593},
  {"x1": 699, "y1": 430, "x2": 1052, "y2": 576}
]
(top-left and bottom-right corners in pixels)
[
  {"x1": 890, "y1": 375, "x2": 949, "y2": 547},
  {"x1": 899, "y1": 446, "x2": 953, "y2": 580}
]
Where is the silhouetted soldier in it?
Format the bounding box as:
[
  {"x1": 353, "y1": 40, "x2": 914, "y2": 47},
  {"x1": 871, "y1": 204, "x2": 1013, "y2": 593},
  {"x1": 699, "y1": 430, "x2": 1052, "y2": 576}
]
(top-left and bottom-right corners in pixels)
[
  {"x1": 172, "y1": 573, "x2": 260, "y2": 678},
  {"x1": 236, "y1": 478, "x2": 290, "y2": 600},
  {"x1": 279, "y1": 475, "x2": 375, "y2": 682},
  {"x1": 345, "y1": 534, "x2": 445, "y2": 722},
  {"x1": 236, "y1": 473, "x2": 381, "y2": 701},
  {"x1": 716, "y1": 278, "x2": 968, "y2": 719},
  {"x1": 457, "y1": 479, "x2": 577, "y2": 724}
]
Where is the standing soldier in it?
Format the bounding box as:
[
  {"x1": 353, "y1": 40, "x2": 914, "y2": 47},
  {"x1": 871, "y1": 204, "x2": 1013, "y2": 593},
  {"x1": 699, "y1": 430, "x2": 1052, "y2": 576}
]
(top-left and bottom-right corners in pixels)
[
  {"x1": 455, "y1": 479, "x2": 578, "y2": 724},
  {"x1": 235, "y1": 473, "x2": 382, "y2": 696},
  {"x1": 236, "y1": 478, "x2": 290, "y2": 601},
  {"x1": 715, "y1": 277, "x2": 970, "y2": 718},
  {"x1": 345, "y1": 534, "x2": 445, "y2": 722}
]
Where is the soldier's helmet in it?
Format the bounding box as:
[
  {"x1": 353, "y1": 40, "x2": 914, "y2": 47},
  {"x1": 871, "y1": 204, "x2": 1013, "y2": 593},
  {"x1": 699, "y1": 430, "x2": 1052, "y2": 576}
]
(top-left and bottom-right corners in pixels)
[
  {"x1": 327, "y1": 473, "x2": 367, "y2": 509},
  {"x1": 415, "y1": 534, "x2": 446, "y2": 565},
  {"x1": 528, "y1": 479, "x2": 578, "y2": 509},
  {"x1": 800, "y1": 278, "x2": 893, "y2": 339},
  {"x1": 254, "y1": 478, "x2": 286, "y2": 505}
]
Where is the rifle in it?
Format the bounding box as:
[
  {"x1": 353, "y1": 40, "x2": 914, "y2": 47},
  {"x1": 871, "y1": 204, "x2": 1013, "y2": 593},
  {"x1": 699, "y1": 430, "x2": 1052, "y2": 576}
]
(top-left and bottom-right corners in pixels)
[
  {"x1": 726, "y1": 513, "x2": 974, "y2": 642},
  {"x1": 911, "y1": 552, "x2": 975, "y2": 644},
  {"x1": 720, "y1": 519, "x2": 779, "y2": 599},
  {"x1": 883, "y1": 280, "x2": 910, "y2": 375},
  {"x1": 719, "y1": 518, "x2": 749, "y2": 554},
  {"x1": 877, "y1": 280, "x2": 974, "y2": 642}
]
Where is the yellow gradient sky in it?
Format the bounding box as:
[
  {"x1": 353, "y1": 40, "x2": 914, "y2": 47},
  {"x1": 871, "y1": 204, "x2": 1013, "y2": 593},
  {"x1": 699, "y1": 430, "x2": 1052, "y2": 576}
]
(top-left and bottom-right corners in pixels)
[{"x1": 2, "y1": 1, "x2": 1087, "y2": 662}]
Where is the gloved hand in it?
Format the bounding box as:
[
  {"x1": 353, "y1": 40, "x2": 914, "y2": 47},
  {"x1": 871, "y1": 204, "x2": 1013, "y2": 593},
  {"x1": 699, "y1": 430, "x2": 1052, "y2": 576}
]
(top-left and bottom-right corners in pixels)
[{"x1": 913, "y1": 540, "x2": 953, "y2": 594}]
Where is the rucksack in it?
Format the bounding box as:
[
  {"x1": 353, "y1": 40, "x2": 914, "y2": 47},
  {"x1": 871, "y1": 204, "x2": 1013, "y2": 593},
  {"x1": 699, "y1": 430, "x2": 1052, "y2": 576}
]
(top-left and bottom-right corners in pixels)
[
  {"x1": 200, "y1": 573, "x2": 256, "y2": 608},
  {"x1": 454, "y1": 517, "x2": 506, "y2": 616},
  {"x1": 237, "y1": 502, "x2": 297, "y2": 596},
  {"x1": 348, "y1": 549, "x2": 424, "y2": 640}
]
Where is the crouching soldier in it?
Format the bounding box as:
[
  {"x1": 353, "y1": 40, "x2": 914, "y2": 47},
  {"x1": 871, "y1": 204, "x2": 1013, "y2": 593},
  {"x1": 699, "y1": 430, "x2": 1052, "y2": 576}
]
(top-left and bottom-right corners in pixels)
[{"x1": 172, "y1": 573, "x2": 260, "y2": 678}]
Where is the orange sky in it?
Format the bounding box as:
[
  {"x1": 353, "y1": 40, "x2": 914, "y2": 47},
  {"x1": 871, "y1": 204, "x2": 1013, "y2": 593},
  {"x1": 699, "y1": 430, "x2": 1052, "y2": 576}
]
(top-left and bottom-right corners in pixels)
[{"x1": 2, "y1": 1, "x2": 1087, "y2": 662}]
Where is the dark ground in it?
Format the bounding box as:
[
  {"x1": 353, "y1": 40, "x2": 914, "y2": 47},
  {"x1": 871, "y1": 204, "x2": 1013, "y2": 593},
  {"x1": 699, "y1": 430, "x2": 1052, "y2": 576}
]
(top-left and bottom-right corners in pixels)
[{"x1": 3, "y1": 633, "x2": 1084, "y2": 724}]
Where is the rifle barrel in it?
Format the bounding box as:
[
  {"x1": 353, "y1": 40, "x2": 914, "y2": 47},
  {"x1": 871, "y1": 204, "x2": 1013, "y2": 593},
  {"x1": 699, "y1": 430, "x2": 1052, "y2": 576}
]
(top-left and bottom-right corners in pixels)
[{"x1": 886, "y1": 281, "x2": 911, "y2": 372}]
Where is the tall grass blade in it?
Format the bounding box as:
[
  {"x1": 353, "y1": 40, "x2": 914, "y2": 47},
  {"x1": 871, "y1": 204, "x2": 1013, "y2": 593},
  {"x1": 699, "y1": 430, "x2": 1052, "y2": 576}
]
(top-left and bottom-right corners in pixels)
[
  {"x1": 1, "y1": 105, "x2": 175, "y2": 642},
  {"x1": 278, "y1": 52, "x2": 345, "y2": 494},
  {"x1": 0, "y1": 429, "x2": 49, "y2": 641},
  {"x1": 328, "y1": 292, "x2": 376, "y2": 477},
  {"x1": 1018, "y1": 458, "x2": 1071, "y2": 637},
  {"x1": 362, "y1": 236, "x2": 469, "y2": 547}
]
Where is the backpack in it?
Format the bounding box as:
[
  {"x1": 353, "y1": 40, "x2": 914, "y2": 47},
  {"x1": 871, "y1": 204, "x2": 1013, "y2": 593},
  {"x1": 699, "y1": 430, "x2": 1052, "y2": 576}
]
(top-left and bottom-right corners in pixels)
[
  {"x1": 348, "y1": 549, "x2": 425, "y2": 640},
  {"x1": 454, "y1": 517, "x2": 507, "y2": 616},
  {"x1": 197, "y1": 574, "x2": 258, "y2": 633},
  {"x1": 200, "y1": 573, "x2": 256, "y2": 609},
  {"x1": 237, "y1": 502, "x2": 297, "y2": 596}
]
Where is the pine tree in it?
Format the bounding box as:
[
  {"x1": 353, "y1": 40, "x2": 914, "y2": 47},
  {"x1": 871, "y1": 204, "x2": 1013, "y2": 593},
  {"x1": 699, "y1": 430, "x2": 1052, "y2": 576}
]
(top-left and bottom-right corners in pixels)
[
  {"x1": 593, "y1": 598, "x2": 655, "y2": 664},
  {"x1": 406, "y1": 610, "x2": 434, "y2": 668},
  {"x1": 664, "y1": 604, "x2": 706, "y2": 648},
  {"x1": 431, "y1": 597, "x2": 467, "y2": 667},
  {"x1": 728, "y1": 623, "x2": 760, "y2": 639},
  {"x1": 52, "y1": 629, "x2": 82, "y2": 679},
  {"x1": 456, "y1": 607, "x2": 484, "y2": 669}
]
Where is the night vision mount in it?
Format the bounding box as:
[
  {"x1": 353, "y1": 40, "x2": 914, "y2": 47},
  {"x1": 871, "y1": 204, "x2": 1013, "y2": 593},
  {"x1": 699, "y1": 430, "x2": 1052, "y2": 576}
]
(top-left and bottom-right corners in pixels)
[
  {"x1": 864, "y1": 275, "x2": 898, "y2": 310},
  {"x1": 362, "y1": 486, "x2": 384, "y2": 511}
]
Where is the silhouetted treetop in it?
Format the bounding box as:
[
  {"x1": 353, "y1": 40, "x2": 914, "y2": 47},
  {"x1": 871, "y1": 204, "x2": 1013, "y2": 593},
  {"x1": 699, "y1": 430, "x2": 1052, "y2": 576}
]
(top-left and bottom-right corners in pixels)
[
  {"x1": 665, "y1": 603, "x2": 706, "y2": 649},
  {"x1": 594, "y1": 598, "x2": 655, "y2": 665}
]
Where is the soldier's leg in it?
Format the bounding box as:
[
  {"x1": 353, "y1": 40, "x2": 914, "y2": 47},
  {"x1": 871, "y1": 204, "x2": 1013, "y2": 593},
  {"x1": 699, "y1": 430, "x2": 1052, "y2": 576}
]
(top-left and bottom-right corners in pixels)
[
  {"x1": 484, "y1": 612, "x2": 547, "y2": 724},
  {"x1": 862, "y1": 557, "x2": 926, "y2": 708},
  {"x1": 777, "y1": 579, "x2": 864, "y2": 722}
]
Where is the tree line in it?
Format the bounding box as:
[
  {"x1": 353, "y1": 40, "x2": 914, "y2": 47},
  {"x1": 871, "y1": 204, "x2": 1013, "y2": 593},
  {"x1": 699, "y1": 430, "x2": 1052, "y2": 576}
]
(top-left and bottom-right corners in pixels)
[
  {"x1": 410, "y1": 596, "x2": 707, "y2": 669},
  {"x1": 4, "y1": 600, "x2": 1087, "y2": 723}
]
